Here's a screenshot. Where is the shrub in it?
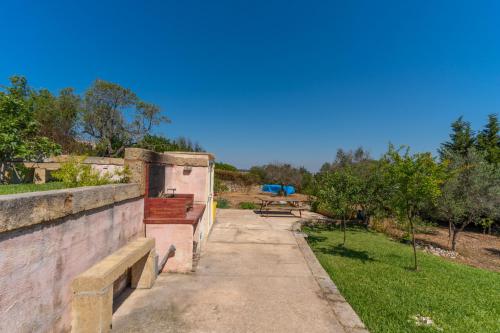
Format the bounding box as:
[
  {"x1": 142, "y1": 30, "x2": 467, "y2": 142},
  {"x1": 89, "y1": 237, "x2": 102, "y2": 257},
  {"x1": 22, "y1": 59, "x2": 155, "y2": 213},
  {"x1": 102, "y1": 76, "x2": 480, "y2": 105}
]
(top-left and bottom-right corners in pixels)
[
  {"x1": 214, "y1": 178, "x2": 229, "y2": 193},
  {"x1": 216, "y1": 198, "x2": 230, "y2": 209},
  {"x1": 239, "y1": 202, "x2": 257, "y2": 210},
  {"x1": 214, "y1": 169, "x2": 260, "y2": 186},
  {"x1": 52, "y1": 156, "x2": 130, "y2": 187},
  {"x1": 215, "y1": 162, "x2": 238, "y2": 172}
]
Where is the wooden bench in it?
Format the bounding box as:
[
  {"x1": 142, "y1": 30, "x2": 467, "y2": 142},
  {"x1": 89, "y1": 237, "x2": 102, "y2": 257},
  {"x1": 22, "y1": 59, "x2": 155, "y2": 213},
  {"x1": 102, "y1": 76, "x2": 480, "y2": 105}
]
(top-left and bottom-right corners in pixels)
[
  {"x1": 260, "y1": 205, "x2": 305, "y2": 217},
  {"x1": 71, "y1": 238, "x2": 157, "y2": 333},
  {"x1": 257, "y1": 196, "x2": 308, "y2": 218}
]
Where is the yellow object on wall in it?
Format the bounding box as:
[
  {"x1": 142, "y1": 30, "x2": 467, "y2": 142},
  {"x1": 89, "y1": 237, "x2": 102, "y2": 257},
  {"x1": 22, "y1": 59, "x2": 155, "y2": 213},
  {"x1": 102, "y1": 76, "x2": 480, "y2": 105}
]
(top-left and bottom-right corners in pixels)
[{"x1": 212, "y1": 200, "x2": 217, "y2": 222}]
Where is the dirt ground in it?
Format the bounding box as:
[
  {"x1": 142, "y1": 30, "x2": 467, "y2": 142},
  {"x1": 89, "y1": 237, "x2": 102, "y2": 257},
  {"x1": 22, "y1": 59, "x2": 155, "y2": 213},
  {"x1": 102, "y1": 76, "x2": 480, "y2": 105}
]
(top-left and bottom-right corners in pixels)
[
  {"x1": 216, "y1": 189, "x2": 310, "y2": 208},
  {"x1": 415, "y1": 226, "x2": 500, "y2": 272},
  {"x1": 359, "y1": 218, "x2": 500, "y2": 272}
]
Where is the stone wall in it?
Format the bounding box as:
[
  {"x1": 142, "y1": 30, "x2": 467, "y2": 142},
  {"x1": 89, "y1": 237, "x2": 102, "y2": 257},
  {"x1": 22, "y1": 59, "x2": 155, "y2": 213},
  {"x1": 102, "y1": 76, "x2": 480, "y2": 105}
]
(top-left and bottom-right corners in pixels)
[
  {"x1": 0, "y1": 184, "x2": 144, "y2": 332},
  {"x1": 24, "y1": 155, "x2": 125, "y2": 184}
]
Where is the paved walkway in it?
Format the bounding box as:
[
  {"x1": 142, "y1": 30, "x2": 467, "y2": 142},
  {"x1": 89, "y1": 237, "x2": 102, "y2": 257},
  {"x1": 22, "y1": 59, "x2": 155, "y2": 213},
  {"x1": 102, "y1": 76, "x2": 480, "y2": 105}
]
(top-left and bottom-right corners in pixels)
[{"x1": 113, "y1": 209, "x2": 367, "y2": 333}]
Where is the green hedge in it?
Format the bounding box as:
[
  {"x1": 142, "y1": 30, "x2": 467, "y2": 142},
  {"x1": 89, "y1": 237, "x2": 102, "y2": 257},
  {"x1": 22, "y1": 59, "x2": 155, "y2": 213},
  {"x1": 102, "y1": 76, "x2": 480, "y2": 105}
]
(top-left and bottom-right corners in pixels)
[{"x1": 214, "y1": 169, "x2": 260, "y2": 186}]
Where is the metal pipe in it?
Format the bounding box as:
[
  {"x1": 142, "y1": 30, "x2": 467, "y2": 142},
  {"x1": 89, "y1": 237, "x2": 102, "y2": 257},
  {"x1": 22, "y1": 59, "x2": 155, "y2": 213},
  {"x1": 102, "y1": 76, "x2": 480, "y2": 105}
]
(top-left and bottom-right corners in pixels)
[{"x1": 158, "y1": 245, "x2": 176, "y2": 274}]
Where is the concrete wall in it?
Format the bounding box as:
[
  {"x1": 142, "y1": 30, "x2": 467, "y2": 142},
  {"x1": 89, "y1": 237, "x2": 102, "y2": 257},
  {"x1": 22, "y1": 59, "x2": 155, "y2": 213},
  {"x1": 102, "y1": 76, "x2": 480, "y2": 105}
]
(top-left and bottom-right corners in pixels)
[{"x1": 0, "y1": 184, "x2": 144, "y2": 332}]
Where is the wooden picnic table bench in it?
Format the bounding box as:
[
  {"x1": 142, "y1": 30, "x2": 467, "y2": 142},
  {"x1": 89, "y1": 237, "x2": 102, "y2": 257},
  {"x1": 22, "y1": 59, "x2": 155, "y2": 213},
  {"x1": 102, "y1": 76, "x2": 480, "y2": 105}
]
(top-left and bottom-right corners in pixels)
[{"x1": 256, "y1": 195, "x2": 309, "y2": 217}]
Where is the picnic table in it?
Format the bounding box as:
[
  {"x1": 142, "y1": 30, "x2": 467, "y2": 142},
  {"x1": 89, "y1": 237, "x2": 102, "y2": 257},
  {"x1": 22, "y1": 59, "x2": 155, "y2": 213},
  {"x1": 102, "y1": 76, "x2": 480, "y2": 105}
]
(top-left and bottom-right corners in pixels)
[{"x1": 256, "y1": 194, "x2": 309, "y2": 217}]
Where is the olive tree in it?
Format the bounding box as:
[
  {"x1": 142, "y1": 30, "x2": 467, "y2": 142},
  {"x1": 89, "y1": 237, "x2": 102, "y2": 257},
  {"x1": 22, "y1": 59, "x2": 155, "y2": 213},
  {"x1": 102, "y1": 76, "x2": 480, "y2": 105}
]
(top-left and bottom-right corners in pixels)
[
  {"x1": 81, "y1": 79, "x2": 169, "y2": 156},
  {"x1": 438, "y1": 148, "x2": 499, "y2": 251}
]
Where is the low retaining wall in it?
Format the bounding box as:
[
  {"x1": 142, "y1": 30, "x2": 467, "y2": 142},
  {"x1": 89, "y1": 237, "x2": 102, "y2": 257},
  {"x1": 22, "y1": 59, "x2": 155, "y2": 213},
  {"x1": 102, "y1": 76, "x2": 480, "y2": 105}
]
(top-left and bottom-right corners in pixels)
[
  {"x1": 0, "y1": 184, "x2": 144, "y2": 332},
  {"x1": 24, "y1": 155, "x2": 125, "y2": 184}
]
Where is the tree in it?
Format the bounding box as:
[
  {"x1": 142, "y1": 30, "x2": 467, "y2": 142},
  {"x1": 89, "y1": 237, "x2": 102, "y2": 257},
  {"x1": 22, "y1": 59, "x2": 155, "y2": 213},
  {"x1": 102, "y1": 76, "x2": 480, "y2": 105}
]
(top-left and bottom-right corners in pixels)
[
  {"x1": 298, "y1": 167, "x2": 315, "y2": 194},
  {"x1": 81, "y1": 79, "x2": 169, "y2": 157},
  {"x1": 353, "y1": 160, "x2": 390, "y2": 226},
  {"x1": 215, "y1": 162, "x2": 238, "y2": 172},
  {"x1": 382, "y1": 145, "x2": 445, "y2": 270},
  {"x1": 172, "y1": 136, "x2": 204, "y2": 152},
  {"x1": 0, "y1": 77, "x2": 61, "y2": 183},
  {"x1": 259, "y1": 163, "x2": 304, "y2": 195},
  {"x1": 32, "y1": 87, "x2": 81, "y2": 153},
  {"x1": 440, "y1": 116, "x2": 475, "y2": 160},
  {"x1": 319, "y1": 147, "x2": 371, "y2": 172},
  {"x1": 476, "y1": 114, "x2": 500, "y2": 165},
  {"x1": 135, "y1": 134, "x2": 177, "y2": 152},
  {"x1": 135, "y1": 134, "x2": 205, "y2": 153},
  {"x1": 437, "y1": 148, "x2": 499, "y2": 251},
  {"x1": 319, "y1": 162, "x2": 332, "y2": 174},
  {"x1": 316, "y1": 167, "x2": 362, "y2": 245}
]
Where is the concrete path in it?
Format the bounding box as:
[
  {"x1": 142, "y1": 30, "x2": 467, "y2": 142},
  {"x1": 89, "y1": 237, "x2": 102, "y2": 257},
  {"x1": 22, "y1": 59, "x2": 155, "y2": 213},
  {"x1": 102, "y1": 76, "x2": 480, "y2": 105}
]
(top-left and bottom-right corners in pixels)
[{"x1": 113, "y1": 209, "x2": 367, "y2": 333}]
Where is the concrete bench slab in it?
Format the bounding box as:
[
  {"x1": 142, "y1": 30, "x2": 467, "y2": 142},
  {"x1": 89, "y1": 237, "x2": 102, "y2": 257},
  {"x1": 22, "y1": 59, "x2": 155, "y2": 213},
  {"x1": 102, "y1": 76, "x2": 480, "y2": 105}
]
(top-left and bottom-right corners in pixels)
[{"x1": 71, "y1": 237, "x2": 157, "y2": 333}]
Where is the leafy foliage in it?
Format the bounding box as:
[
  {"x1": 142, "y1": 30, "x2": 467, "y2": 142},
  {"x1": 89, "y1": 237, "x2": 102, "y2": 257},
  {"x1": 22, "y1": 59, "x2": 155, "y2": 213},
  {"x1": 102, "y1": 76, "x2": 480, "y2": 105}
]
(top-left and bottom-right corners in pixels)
[
  {"x1": 316, "y1": 167, "x2": 363, "y2": 244},
  {"x1": 439, "y1": 116, "x2": 476, "y2": 160},
  {"x1": 476, "y1": 113, "x2": 500, "y2": 164},
  {"x1": 32, "y1": 87, "x2": 82, "y2": 153},
  {"x1": 238, "y1": 202, "x2": 257, "y2": 210},
  {"x1": 249, "y1": 163, "x2": 313, "y2": 193},
  {"x1": 437, "y1": 148, "x2": 499, "y2": 250},
  {"x1": 216, "y1": 198, "x2": 230, "y2": 209},
  {"x1": 320, "y1": 147, "x2": 371, "y2": 173},
  {"x1": 215, "y1": 162, "x2": 238, "y2": 172},
  {"x1": 134, "y1": 134, "x2": 205, "y2": 153},
  {"x1": 381, "y1": 145, "x2": 445, "y2": 270},
  {"x1": 52, "y1": 156, "x2": 130, "y2": 187},
  {"x1": 214, "y1": 178, "x2": 229, "y2": 193},
  {"x1": 81, "y1": 79, "x2": 169, "y2": 157},
  {"x1": 0, "y1": 78, "x2": 61, "y2": 183},
  {"x1": 215, "y1": 169, "x2": 260, "y2": 186}
]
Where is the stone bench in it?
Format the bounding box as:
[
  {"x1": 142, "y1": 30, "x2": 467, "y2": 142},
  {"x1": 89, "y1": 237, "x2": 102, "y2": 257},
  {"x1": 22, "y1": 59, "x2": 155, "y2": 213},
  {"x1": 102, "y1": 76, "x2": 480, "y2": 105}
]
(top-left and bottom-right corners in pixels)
[{"x1": 71, "y1": 238, "x2": 157, "y2": 332}]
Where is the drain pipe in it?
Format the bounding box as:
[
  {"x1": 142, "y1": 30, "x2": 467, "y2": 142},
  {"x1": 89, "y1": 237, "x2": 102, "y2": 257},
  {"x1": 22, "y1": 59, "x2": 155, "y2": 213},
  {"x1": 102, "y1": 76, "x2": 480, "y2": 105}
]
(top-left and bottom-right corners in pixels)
[{"x1": 158, "y1": 245, "x2": 176, "y2": 274}]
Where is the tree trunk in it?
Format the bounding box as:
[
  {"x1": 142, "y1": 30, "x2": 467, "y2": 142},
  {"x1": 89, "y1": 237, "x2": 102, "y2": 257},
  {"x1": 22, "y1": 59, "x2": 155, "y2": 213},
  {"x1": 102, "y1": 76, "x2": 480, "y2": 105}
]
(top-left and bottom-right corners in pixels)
[
  {"x1": 448, "y1": 221, "x2": 451, "y2": 247},
  {"x1": 409, "y1": 218, "x2": 418, "y2": 271},
  {"x1": 364, "y1": 215, "x2": 370, "y2": 229},
  {"x1": 451, "y1": 222, "x2": 467, "y2": 252},
  {"x1": 0, "y1": 162, "x2": 6, "y2": 184},
  {"x1": 342, "y1": 218, "x2": 346, "y2": 246},
  {"x1": 451, "y1": 225, "x2": 459, "y2": 252},
  {"x1": 11, "y1": 164, "x2": 22, "y2": 182}
]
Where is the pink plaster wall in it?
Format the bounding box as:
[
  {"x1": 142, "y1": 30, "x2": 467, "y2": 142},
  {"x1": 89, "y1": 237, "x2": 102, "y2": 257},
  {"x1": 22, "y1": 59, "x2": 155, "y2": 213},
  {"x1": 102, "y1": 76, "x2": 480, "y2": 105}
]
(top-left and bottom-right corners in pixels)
[
  {"x1": 165, "y1": 165, "x2": 208, "y2": 203},
  {"x1": 0, "y1": 198, "x2": 144, "y2": 333},
  {"x1": 146, "y1": 224, "x2": 194, "y2": 273}
]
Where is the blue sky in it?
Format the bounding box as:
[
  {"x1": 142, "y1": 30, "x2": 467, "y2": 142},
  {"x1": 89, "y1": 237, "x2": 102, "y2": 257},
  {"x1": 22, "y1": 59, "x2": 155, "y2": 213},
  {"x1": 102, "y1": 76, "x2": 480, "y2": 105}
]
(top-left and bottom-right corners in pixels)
[{"x1": 1, "y1": 1, "x2": 499, "y2": 171}]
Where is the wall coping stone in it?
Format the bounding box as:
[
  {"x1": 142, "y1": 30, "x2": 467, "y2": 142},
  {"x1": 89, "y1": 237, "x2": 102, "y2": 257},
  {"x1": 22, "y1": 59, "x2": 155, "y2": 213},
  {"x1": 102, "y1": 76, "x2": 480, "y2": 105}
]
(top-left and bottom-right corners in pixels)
[
  {"x1": 0, "y1": 183, "x2": 142, "y2": 234},
  {"x1": 124, "y1": 148, "x2": 215, "y2": 167},
  {"x1": 24, "y1": 156, "x2": 125, "y2": 170}
]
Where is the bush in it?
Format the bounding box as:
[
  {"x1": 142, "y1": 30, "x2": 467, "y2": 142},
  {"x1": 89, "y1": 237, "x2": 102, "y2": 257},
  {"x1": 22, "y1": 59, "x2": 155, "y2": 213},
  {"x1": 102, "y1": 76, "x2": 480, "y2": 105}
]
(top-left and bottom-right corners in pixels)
[
  {"x1": 216, "y1": 198, "x2": 230, "y2": 209},
  {"x1": 239, "y1": 202, "x2": 257, "y2": 210},
  {"x1": 214, "y1": 178, "x2": 229, "y2": 193},
  {"x1": 52, "y1": 156, "x2": 130, "y2": 187},
  {"x1": 215, "y1": 162, "x2": 238, "y2": 172},
  {"x1": 215, "y1": 169, "x2": 260, "y2": 186}
]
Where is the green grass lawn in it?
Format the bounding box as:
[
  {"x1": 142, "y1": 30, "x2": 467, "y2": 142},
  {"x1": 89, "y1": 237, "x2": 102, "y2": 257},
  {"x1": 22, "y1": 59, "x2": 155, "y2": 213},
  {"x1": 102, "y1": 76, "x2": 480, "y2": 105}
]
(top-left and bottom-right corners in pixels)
[
  {"x1": 304, "y1": 225, "x2": 500, "y2": 333},
  {"x1": 0, "y1": 182, "x2": 67, "y2": 195}
]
